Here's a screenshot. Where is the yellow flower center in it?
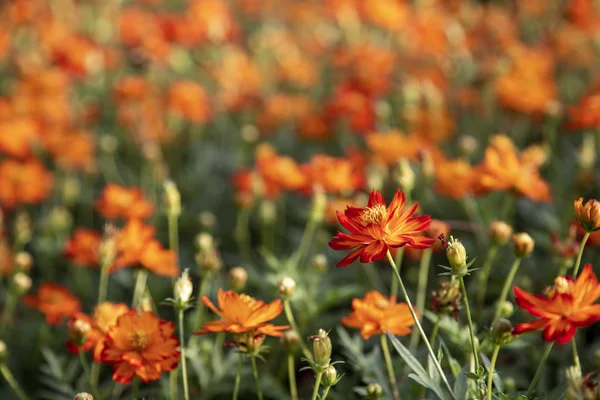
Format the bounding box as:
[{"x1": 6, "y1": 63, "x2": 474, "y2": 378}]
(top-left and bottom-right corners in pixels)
[
  {"x1": 130, "y1": 331, "x2": 149, "y2": 351},
  {"x1": 362, "y1": 205, "x2": 386, "y2": 225},
  {"x1": 374, "y1": 299, "x2": 390, "y2": 310}
]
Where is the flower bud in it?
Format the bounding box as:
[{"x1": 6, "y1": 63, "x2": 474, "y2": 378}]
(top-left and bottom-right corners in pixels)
[
  {"x1": 196, "y1": 233, "x2": 214, "y2": 252},
  {"x1": 198, "y1": 211, "x2": 216, "y2": 230},
  {"x1": 47, "y1": 207, "x2": 73, "y2": 232},
  {"x1": 278, "y1": 276, "x2": 296, "y2": 298},
  {"x1": 311, "y1": 329, "x2": 332, "y2": 369},
  {"x1": 99, "y1": 134, "x2": 118, "y2": 154},
  {"x1": 311, "y1": 186, "x2": 327, "y2": 223},
  {"x1": 241, "y1": 124, "x2": 260, "y2": 144},
  {"x1": 574, "y1": 197, "x2": 600, "y2": 232},
  {"x1": 312, "y1": 254, "x2": 328, "y2": 273},
  {"x1": 61, "y1": 176, "x2": 81, "y2": 206},
  {"x1": 0, "y1": 340, "x2": 7, "y2": 363},
  {"x1": 489, "y1": 221, "x2": 512, "y2": 246},
  {"x1": 458, "y1": 135, "x2": 478, "y2": 159},
  {"x1": 432, "y1": 280, "x2": 462, "y2": 317},
  {"x1": 13, "y1": 272, "x2": 31, "y2": 295},
  {"x1": 175, "y1": 269, "x2": 193, "y2": 304},
  {"x1": 69, "y1": 318, "x2": 91, "y2": 347},
  {"x1": 229, "y1": 267, "x2": 248, "y2": 291},
  {"x1": 14, "y1": 252, "x2": 32, "y2": 271},
  {"x1": 322, "y1": 365, "x2": 338, "y2": 387},
  {"x1": 393, "y1": 159, "x2": 415, "y2": 195},
  {"x1": 498, "y1": 300, "x2": 514, "y2": 318},
  {"x1": 74, "y1": 393, "x2": 94, "y2": 400},
  {"x1": 195, "y1": 248, "x2": 222, "y2": 273},
  {"x1": 446, "y1": 236, "x2": 467, "y2": 277},
  {"x1": 260, "y1": 200, "x2": 277, "y2": 225},
  {"x1": 282, "y1": 330, "x2": 301, "y2": 352},
  {"x1": 14, "y1": 211, "x2": 31, "y2": 246},
  {"x1": 490, "y1": 318, "x2": 513, "y2": 346},
  {"x1": 513, "y1": 233, "x2": 535, "y2": 258},
  {"x1": 163, "y1": 180, "x2": 181, "y2": 217},
  {"x1": 367, "y1": 383, "x2": 383, "y2": 399},
  {"x1": 503, "y1": 377, "x2": 516, "y2": 393},
  {"x1": 99, "y1": 224, "x2": 118, "y2": 267}
]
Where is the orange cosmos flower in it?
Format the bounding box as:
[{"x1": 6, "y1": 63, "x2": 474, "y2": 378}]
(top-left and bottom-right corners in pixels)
[
  {"x1": 67, "y1": 302, "x2": 130, "y2": 361},
  {"x1": 0, "y1": 117, "x2": 39, "y2": 158},
  {"x1": 254, "y1": 143, "x2": 308, "y2": 198},
  {"x1": 473, "y1": 135, "x2": 552, "y2": 202},
  {"x1": 95, "y1": 184, "x2": 154, "y2": 220},
  {"x1": 100, "y1": 310, "x2": 180, "y2": 384},
  {"x1": 23, "y1": 283, "x2": 81, "y2": 325},
  {"x1": 196, "y1": 289, "x2": 289, "y2": 337},
  {"x1": 0, "y1": 238, "x2": 13, "y2": 276},
  {"x1": 342, "y1": 291, "x2": 416, "y2": 339},
  {"x1": 0, "y1": 159, "x2": 53, "y2": 209},
  {"x1": 574, "y1": 197, "x2": 600, "y2": 232},
  {"x1": 365, "y1": 130, "x2": 432, "y2": 165},
  {"x1": 64, "y1": 228, "x2": 102, "y2": 268},
  {"x1": 42, "y1": 130, "x2": 95, "y2": 171},
  {"x1": 328, "y1": 189, "x2": 435, "y2": 267},
  {"x1": 433, "y1": 157, "x2": 477, "y2": 200},
  {"x1": 166, "y1": 80, "x2": 211, "y2": 123},
  {"x1": 302, "y1": 154, "x2": 365, "y2": 195},
  {"x1": 327, "y1": 81, "x2": 375, "y2": 134},
  {"x1": 513, "y1": 264, "x2": 600, "y2": 344}
]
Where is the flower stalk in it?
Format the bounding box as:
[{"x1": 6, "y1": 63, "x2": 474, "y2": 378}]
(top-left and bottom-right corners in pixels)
[
  {"x1": 283, "y1": 300, "x2": 312, "y2": 361},
  {"x1": 250, "y1": 355, "x2": 264, "y2": 400},
  {"x1": 493, "y1": 258, "x2": 521, "y2": 322},
  {"x1": 380, "y1": 334, "x2": 400, "y2": 400},
  {"x1": 410, "y1": 247, "x2": 432, "y2": 351},
  {"x1": 288, "y1": 353, "x2": 298, "y2": 400},
  {"x1": 486, "y1": 344, "x2": 500, "y2": 400},
  {"x1": 178, "y1": 310, "x2": 190, "y2": 400},
  {"x1": 233, "y1": 352, "x2": 242, "y2": 400},
  {"x1": 0, "y1": 364, "x2": 29, "y2": 400},
  {"x1": 459, "y1": 276, "x2": 480, "y2": 374},
  {"x1": 527, "y1": 343, "x2": 553, "y2": 396},
  {"x1": 572, "y1": 232, "x2": 590, "y2": 277}
]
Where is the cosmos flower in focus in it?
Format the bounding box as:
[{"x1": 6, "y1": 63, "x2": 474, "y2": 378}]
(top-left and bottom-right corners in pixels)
[
  {"x1": 574, "y1": 197, "x2": 600, "y2": 232},
  {"x1": 23, "y1": 283, "x2": 81, "y2": 325},
  {"x1": 328, "y1": 189, "x2": 434, "y2": 267},
  {"x1": 513, "y1": 264, "x2": 600, "y2": 344}
]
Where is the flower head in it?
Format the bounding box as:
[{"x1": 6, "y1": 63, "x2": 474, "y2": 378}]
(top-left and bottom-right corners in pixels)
[
  {"x1": 341, "y1": 291, "x2": 416, "y2": 339},
  {"x1": 95, "y1": 184, "x2": 154, "y2": 220},
  {"x1": 195, "y1": 289, "x2": 289, "y2": 337},
  {"x1": 64, "y1": 229, "x2": 102, "y2": 268},
  {"x1": 513, "y1": 264, "x2": 600, "y2": 344},
  {"x1": 23, "y1": 283, "x2": 81, "y2": 325},
  {"x1": 100, "y1": 310, "x2": 180, "y2": 384},
  {"x1": 328, "y1": 189, "x2": 435, "y2": 267},
  {"x1": 574, "y1": 198, "x2": 600, "y2": 232}
]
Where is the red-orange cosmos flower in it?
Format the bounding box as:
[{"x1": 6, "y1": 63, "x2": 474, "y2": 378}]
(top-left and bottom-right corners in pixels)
[
  {"x1": 342, "y1": 291, "x2": 416, "y2": 339},
  {"x1": 196, "y1": 289, "x2": 289, "y2": 337},
  {"x1": 64, "y1": 228, "x2": 102, "y2": 268},
  {"x1": 95, "y1": 184, "x2": 154, "y2": 220},
  {"x1": 328, "y1": 189, "x2": 435, "y2": 267},
  {"x1": 513, "y1": 264, "x2": 600, "y2": 344},
  {"x1": 23, "y1": 283, "x2": 81, "y2": 325},
  {"x1": 100, "y1": 310, "x2": 180, "y2": 384}
]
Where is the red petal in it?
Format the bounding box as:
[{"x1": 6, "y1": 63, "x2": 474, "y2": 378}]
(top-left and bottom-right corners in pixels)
[
  {"x1": 336, "y1": 210, "x2": 364, "y2": 234},
  {"x1": 335, "y1": 246, "x2": 365, "y2": 267},
  {"x1": 368, "y1": 190, "x2": 385, "y2": 207}
]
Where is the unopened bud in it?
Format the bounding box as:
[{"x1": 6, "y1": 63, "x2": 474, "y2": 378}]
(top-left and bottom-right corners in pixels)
[
  {"x1": 69, "y1": 318, "x2": 91, "y2": 346},
  {"x1": 282, "y1": 330, "x2": 301, "y2": 352},
  {"x1": 394, "y1": 159, "x2": 415, "y2": 194},
  {"x1": 175, "y1": 269, "x2": 193, "y2": 304},
  {"x1": 14, "y1": 252, "x2": 32, "y2": 271},
  {"x1": 196, "y1": 233, "x2": 214, "y2": 252},
  {"x1": 498, "y1": 300, "x2": 514, "y2": 318},
  {"x1": 367, "y1": 383, "x2": 383, "y2": 399},
  {"x1": 99, "y1": 135, "x2": 118, "y2": 153},
  {"x1": 322, "y1": 365, "x2": 338, "y2": 386},
  {"x1": 574, "y1": 197, "x2": 600, "y2": 233},
  {"x1": 312, "y1": 254, "x2": 328, "y2": 273},
  {"x1": 432, "y1": 280, "x2": 462, "y2": 316},
  {"x1": 163, "y1": 180, "x2": 181, "y2": 217},
  {"x1": 195, "y1": 248, "x2": 222, "y2": 273},
  {"x1": 47, "y1": 207, "x2": 73, "y2": 232},
  {"x1": 74, "y1": 393, "x2": 94, "y2": 400},
  {"x1": 0, "y1": 340, "x2": 7, "y2": 363},
  {"x1": 489, "y1": 221, "x2": 512, "y2": 246},
  {"x1": 311, "y1": 329, "x2": 332, "y2": 369},
  {"x1": 13, "y1": 272, "x2": 31, "y2": 295},
  {"x1": 62, "y1": 176, "x2": 81, "y2": 206},
  {"x1": 14, "y1": 211, "x2": 32, "y2": 246},
  {"x1": 198, "y1": 211, "x2": 216, "y2": 230},
  {"x1": 99, "y1": 225, "x2": 118, "y2": 267},
  {"x1": 503, "y1": 377, "x2": 516, "y2": 392},
  {"x1": 229, "y1": 267, "x2": 248, "y2": 291},
  {"x1": 311, "y1": 186, "x2": 327, "y2": 223},
  {"x1": 458, "y1": 135, "x2": 478, "y2": 159},
  {"x1": 260, "y1": 200, "x2": 277, "y2": 224},
  {"x1": 490, "y1": 318, "x2": 513, "y2": 345},
  {"x1": 446, "y1": 236, "x2": 467, "y2": 277},
  {"x1": 579, "y1": 133, "x2": 596, "y2": 171},
  {"x1": 513, "y1": 233, "x2": 535, "y2": 258},
  {"x1": 278, "y1": 276, "x2": 296, "y2": 298},
  {"x1": 241, "y1": 124, "x2": 260, "y2": 144}
]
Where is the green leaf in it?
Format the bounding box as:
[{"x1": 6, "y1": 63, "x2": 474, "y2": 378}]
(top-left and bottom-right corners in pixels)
[{"x1": 480, "y1": 353, "x2": 503, "y2": 393}]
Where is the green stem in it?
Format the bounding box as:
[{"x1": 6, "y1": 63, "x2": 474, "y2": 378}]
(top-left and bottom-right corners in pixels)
[
  {"x1": 132, "y1": 376, "x2": 140, "y2": 400},
  {"x1": 235, "y1": 207, "x2": 252, "y2": 265},
  {"x1": 132, "y1": 269, "x2": 148, "y2": 308},
  {"x1": 573, "y1": 232, "x2": 590, "y2": 277},
  {"x1": 461, "y1": 195, "x2": 487, "y2": 248},
  {"x1": 97, "y1": 259, "x2": 111, "y2": 305},
  {"x1": 0, "y1": 292, "x2": 17, "y2": 334},
  {"x1": 178, "y1": 310, "x2": 190, "y2": 400},
  {"x1": 288, "y1": 354, "x2": 298, "y2": 400},
  {"x1": 386, "y1": 251, "x2": 455, "y2": 399},
  {"x1": 380, "y1": 334, "x2": 400, "y2": 400},
  {"x1": 170, "y1": 370, "x2": 178, "y2": 400},
  {"x1": 493, "y1": 258, "x2": 522, "y2": 322},
  {"x1": 290, "y1": 210, "x2": 320, "y2": 269},
  {"x1": 410, "y1": 248, "x2": 432, "y2": 351},
  {"x1": 193, "y1": 274, "x2": 212, "y2": 330},
  {"x1": 168, "y1": 213, "x2": 179, "y2": 255},
  {"x1": 311, "y1": 371, "x2": 323, "y2": 400},
  {"x1": 459, "y1": 276, "x2": 480, "y2": 374},
  {"x1": 321, "y1": 386, "x2": 331, "y2": 400},
  {"x1": 283, "y1": 300, "x2": 312, "y2": 361},
  {"x1": 486, "y1": 345, "x2": 500, "y2": 400},
  {"x1": 390, "y1": 248, "x2": 404, "y2": 297},
  {"x1": 250, "y1": 356, "x2": 264, "y2": 400},
  {"x1": 232, "y1": 353, "x2": 242, "y2": 400},
  {"x1": 476, "y1": 245, "x2": 498, "y2": 311},
  {"x1": 430, "y1": 315, "x2": 441, "y2": 348},
  {"x1": 527, "y1": 343, "x2": 553, "y2": 396},
  {"x1": 572, "y1": 338, "x2": 581, "y2": 372},
  {"x1": 0, "y1": 364, "x2": 30, "y2": 400},
  {"x1": 78, "y1": 349, "x2": 97, "y2": 398}
]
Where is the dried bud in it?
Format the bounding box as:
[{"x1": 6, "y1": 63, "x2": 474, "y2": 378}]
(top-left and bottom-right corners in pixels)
[
  {"x1": 490, "y1": 318, "x2": 513, "y2": 345},
  {"x1": 229, "y1": 267, "x2": 248, "y2": 291},
  {"x1": 322, "y1": 365, "x2": 338, "y2": 387},
  {"x1": 0, "y1": 340, "x2": 6, "y2": 363},
  {"x1": 198, "y1": 211, "x2": 216, "y2": 230},
  {"x1": 513, "y1": 233, "x2": 535, "y2": 258},
  {"x1": 69, "y1": 318, "x2": 91, "y2": 347},
  {"x1": 489, "y1": 221, "x2": 512, "y2": 246},
  {"x1": 393, "y1": 159, "x2": 415, "y2": 194},
  {"x1": 14, "y1": 252, "x2": 33, "y2": 271},
  {"x1": 446, "y1": 236, "x2": 467, "y2": 277},
  {"x1": 278, "y1": 276, "x2": 296, "y2": 298},
  {"x1": 498, "y1": 300, "x2": 514, "y2": 318},
  {"x1": 99, "y1": 225, "x2": 118, "y2": 267},
  {"x1": 367, "y1": 383, "x2": 383, "y2": 399},
  {"x1": 163, "y1": 180, "x2": 181, "y2": 217},
  {"x1": 574, "y1": 198, "x2": 600, "y2": 233},
  {"x1": 175, "y1": 269, "x2": 193, "y2": 305},
  {"x1": 312, "y1": 254, "x2": 328, "y2": 273},
  {"x1": 311, "y1": 329, "x2": 332, "y2": 369},
  {"x1": 431, "y1": 280, "x2": 462, "y2": 317},
  {"x1": 13, "y1": 272, "x2": 31, "y2": 295},
  {"x1": 282, "y1": 330, "x2": 301, "y2": 352},
  {"x1": 458, "y1": 135, "x2": 478, "y2": 159},
  {"x1": 195, "y1": 248, "x2": 222, "y2": 273},
  {"x1": 74, "y1": 393, "x2": 94, "y2": 400},
  {"x1": 196, "y1": 233, "x2": 214, "y2": 252}
]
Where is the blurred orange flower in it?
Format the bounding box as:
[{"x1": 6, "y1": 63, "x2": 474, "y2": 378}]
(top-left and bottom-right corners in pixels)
[
  {"x1": 327, "y1": 81, "x2": 375, "y2": 134},
  {"x1": 254, "y1": 143, "x2": 308, "y2": 198},
  {"x1": 342, "y1": 291, "x2": 415, "y2": 339},
  {"x1": 303, "y1": 154, "x2": 365, "y2": 194},
  {"x1": 95, "y1": 184, "x2": 154, "y2": 220},
  {"x1": 196, "y1": 289, "x2": 290, "y2": 337},
  {"x1": 0, "y1": 118, "x2": 39, "y2": 158},
  {"x1": 43, "y1": 130, "x2": 95, "y2": 171},
  {"x1": 0, "y1": 159, "x2": 54, "y2": 209},
  {"x1": 513, "y1": 264, "x2": 600, "y2": 343},
  {"x1": 23, "y1": 283, "x2": 81, "y2": 325},
  {"x1": 329, "y1": 189, "x2": 435, "y2": 267},
  {"x1": 433, "y1": 157, "x2": 476, "y2": 200},
  {"x1": 64, "y1": 229, "x2": 102, "y2": 268},
  {"x1": 365, "y1": 130, "x2": 430, "y2": 165},
  {"x1": 166, "y1": 81, "x2": 211, "y2": 123},
  {"x1": 100, "y1": 310, "x2": 180, "y2": 383}
]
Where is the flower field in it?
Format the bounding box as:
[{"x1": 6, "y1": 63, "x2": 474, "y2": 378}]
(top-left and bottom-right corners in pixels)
[{"x1": 1, "y1": 0, "x2": 600, "y2": 399}]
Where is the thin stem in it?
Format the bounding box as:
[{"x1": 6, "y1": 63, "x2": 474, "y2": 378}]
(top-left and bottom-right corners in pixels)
[
  {"x1": 290, "y1": 210, "x2": 320, "y2": 269},
  {"x1": 476, "y1": 245, "x2": 498, "y2": 311},
  {"x1": 461, "y1": 195, "x2": 487, "y2": 248},
  {"x1": 527, "y1": 343, "x2": 554, "y2": 396},
  {"x1": 0, "y1": 292, "x2": 17, "y2": 334},
  {"x1": 78, "y1": 349, "x2": 97, "y2": 398},
  {"x1": 178, "y1": 310, "x2": 190, "y2": 400},
  {"x1": 0, "y1": 364, "x2": 30, "y2": 400},
  {"x1": 573, "y1": 232, "x2": 590, "y2": 277},
  {"x1": 380, "y1": 334, "x2": 400, "y2": 400},
  {"x1": 572, "y1": 338, "x2": 581, "y2": 373},
  {"x1": 232, "y1": 353, "x2": 242, "y2": 400},
  {"x1": 486, "y1": 345, "x2": 500, "y2": 400},
  {"x1": 321, "y1": 386, "x2": 331, "y2": 400},
  {"x1": 97, "y1": 259, "x2": 111, "y2": 305},
  {"x1": 283, "y1": 300, "x2": 313, "y2": 361},
  {"x1": 311, "y1": 371, "x2": 323, "y2": 400},
  {"x1": 493, "y1": 258, "x2": 522, "y2": 322},
  {"x1": 390, "y1": 248, "x2": 404, "y2": 297},
  {"x1": 459, "y1": 276, "x2": 480, "y2": 374},
  {"x1": 169, "y1": 370, "x2": 178, "y2": 400},
  {"x1": 250, "y1": 356, "x2": 264, "y2": 400},
  {"x1": 235, "y1": 207, "x2": 252, "y2": 265},
  {"x1": 386, "y1": 251, "x2": 455, "y2": 399},
  {"x1": 132, "y1": 376, "x2": 140, "y2": 400},
  {"x1": 168, "y1": 214, "x2": 179, "y2": 255},
  {"x1": 193, "y1": 274, "x2": 212, "y2": 330},
  {"x1": 288, "y1": 354, "x2": 298, "y2": 400},
  {"x1": 410, "y1": 248, "x2": 432, "y2": 351},
  {"x1": 430, "y1": 315, "x2": 442, "y2": 348},
  {"x1": 132, "y1": 269, "x2": 148, "y2": 308}
]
